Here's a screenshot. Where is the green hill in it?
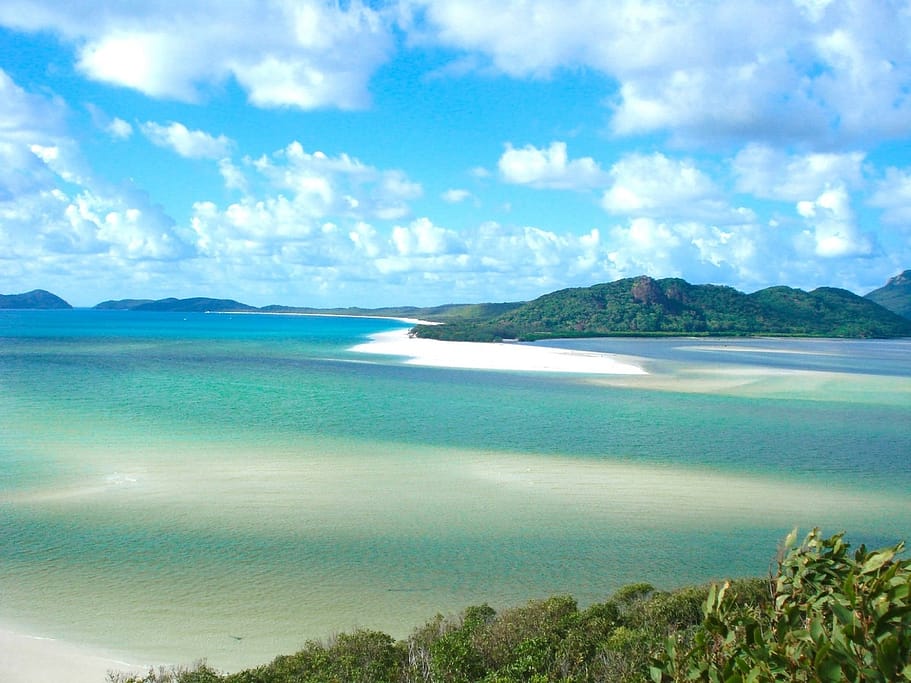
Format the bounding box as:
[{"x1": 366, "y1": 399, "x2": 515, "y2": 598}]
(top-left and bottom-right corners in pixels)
[
  {"x1": 413, "y1": 276, "x2": 911, "y2": 341},
  {"x1": 0, "y1": 289, "x2": 72, "y2": 309},
  {"x1": 94, "y1": 298, "x2": 155, "y2": 310},
  {"x1": 866, "y1": 269, "x2": 911, "y2": 319},
  {"x1": 128, "y1": 297, "x2": 258, "y2": 312}
]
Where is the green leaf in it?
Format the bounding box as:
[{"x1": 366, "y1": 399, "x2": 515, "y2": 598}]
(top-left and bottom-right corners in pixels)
[
  {"x1": 816, "y1": 655, "x2": 842, "y2": 683},
  {"x1": 831, "y1": 600, "x2": 854, "y2": 626},
  {"x1": 875, "y1": 634, "x2": 900, "y2": 675},
  {"x1": 860, "y1": 548, "x2": 895, "y2": 575},
  {"x1": 809, "y1": 617, "x2": 825, "y2": 644}
]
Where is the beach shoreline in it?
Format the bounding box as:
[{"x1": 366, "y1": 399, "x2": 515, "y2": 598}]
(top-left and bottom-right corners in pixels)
[
  {"x1": 0, "y1": 623, "x2": 154, "y2": 683},
  {"x1": 350, "y1": 328, "x2": 647, "y2": 375}
]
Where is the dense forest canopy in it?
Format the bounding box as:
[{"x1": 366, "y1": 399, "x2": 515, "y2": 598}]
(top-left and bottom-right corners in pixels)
[{"x1": 411, "y1": 276, "x2": 911, "y2": 341}]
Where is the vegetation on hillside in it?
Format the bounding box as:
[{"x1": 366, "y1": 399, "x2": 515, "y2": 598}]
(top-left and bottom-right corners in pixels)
[
  {"x1": 110, "y1": 530, "x2": 910, "y2": 683},
  {"x1": 865, "y1": 269, "x2": 911, "y2": 320},
  {"x1": 412, "y1": 277, "x2": 911, "y2": 341},
  {"x1": 0, "y1": 288, "x2": 72, "y2": 309}
]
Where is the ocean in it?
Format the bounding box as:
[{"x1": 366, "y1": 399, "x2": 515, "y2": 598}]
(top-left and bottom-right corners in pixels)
[{"x1": 1, "y1": 310, "x2": 909, "y2": 672}]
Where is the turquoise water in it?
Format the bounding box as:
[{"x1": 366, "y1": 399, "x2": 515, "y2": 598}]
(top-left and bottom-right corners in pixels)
[{"x1": 1, "y1": 310, "x2": 909, "y2": 671}]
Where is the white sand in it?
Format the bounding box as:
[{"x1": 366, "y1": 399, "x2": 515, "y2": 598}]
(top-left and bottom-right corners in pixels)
[
  {"x1": 0, "y1": 625, "x2": 152, "y2": 683},
  {"x1": 350, "y1": 329, "x2": 647, "y2": 375}
]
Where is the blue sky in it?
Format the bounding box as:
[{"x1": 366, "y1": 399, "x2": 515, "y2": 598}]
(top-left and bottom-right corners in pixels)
[{"x1": 1, "y1": 0, "x2": 910, "y2": 307}]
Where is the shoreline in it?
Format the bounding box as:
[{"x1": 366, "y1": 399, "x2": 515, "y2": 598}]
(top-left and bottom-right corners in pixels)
[
  {"x1": 215, "y1": 310, "x2": 433, "y2": 326},
  {"x1": 0, "y1": 623, "x2": 154, "y2": 683},
  {"x1": 350, "y1": 328, "x2": 647, "y2": 375}
]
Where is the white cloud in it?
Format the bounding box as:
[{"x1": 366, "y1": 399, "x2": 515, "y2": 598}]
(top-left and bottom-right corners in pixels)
[
  {"x1": 407, "y1": 0, "x2": 911, "y2": 144},
  {"x1": 245, "y1": 141, "x2": 422, "y2": 221},
  {"x1": 869, "y1": 168, "x2": 911, "y2": 225},
  {"x1": 601, "y1": 152, "x2": 738, "y2": 223},
  {"x1": 218, "y1": 158, "x2": 247, "y2": 192},
  {"x1": 733, "y1": 145, "x2": 865, "y2": 200},
  {"x1": 498, "y1": 141, "x2": 605, "y2": 190},
  {"x1": 604, "y1": 216, "x2": 773, "y2": 288},
  {"x1": 442, "y1": 188, "x2": 472, "y2": 203},
  {"x1": 0, "y1": 1, "x2": 392, "y2": 110},
  {"x1": 107, "y1": 117, "x2": 133, "y2": 140},
  {"x1": 603, "y1": 153, "x2": 713, "y2": 211},
  {"x1": 141, "y1": 121, "x2": 233, "y2": 159},
  {"x1": 0, "y1": 68, "x2": 193, "y2": 303},
  {"x1": 391, "y1": 217, "x2": 465, "y2": 256},
  {"x1": 795, "y1": 186, "x2": 873, "y2": 258}
]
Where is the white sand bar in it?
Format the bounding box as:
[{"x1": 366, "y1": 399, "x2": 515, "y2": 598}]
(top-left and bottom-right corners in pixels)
[
  {"x1": 0, "y1": 625, "x2": 152, "y2": 683},
  {"x1": 351, "y1": 329, "x2": 646, "y2": 375}
]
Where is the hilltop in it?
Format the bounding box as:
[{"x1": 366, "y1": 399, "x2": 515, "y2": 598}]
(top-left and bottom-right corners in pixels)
[
  {"x1": 865, "y1": 269, "x2": 911, "y2": 319},
  {"x1": 94, "y1": 297, "x2": 257, "y2": 312},
  {"x1": 411, "y1": 276, "x2": 911, "y2": 341},
  {"x1": 0, "y1": 289, "x2": 72, "y2": 309},
  {"x1": 5, "y1": 270, "x2": 911, "y2": 339}
]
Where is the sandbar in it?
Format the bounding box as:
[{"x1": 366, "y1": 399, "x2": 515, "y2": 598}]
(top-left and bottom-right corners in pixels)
[
  {"x1": 350, "y1": 329, "x2": 646, "y2": 375},
  {"x1": 0, "y1": 624, "x2": 152, "y2": 683}
]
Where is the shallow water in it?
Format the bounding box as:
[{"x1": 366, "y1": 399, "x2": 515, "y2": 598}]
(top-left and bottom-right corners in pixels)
[{"x1": 1, "y1": 311, "x2": 909, "y2": 671}]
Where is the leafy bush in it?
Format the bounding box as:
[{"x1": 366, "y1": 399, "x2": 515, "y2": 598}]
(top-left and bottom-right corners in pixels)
[
  {"x1": 653, "y1": 529, "x2": 911, "y2": 682},
  {"x1": 109, "y1": 532, "x2": 908, "y2": 683}
]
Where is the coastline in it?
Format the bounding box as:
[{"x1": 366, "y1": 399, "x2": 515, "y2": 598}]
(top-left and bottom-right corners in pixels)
[
  {"x1": 350, "y1": 328, "x2": 647, "y2": 375},
  {"x1": 216, "y1": 310, "x2": 431, "y2": 326},
  {"x1": 0, "y1": 623, "x2": 153, "y2": 683}
]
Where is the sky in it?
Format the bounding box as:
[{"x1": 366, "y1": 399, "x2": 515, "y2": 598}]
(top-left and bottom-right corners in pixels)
[{"x1": 1, "y1": 0, "x2": 910, "y2": 308}]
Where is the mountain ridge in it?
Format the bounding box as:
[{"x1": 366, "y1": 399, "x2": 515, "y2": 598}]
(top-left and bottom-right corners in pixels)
[
  {"x1": 865, "y1": 268, "x2": 911, "y2": 319},
  {"x1": 0, "y1": 289, "x2": 72, "y2": 309},
  {"x1": 411, "y1": 275, "x2": 911, "y2": 340},
  {"x1": 3, "y1": 270, "x2": 910, "y2": 339}
]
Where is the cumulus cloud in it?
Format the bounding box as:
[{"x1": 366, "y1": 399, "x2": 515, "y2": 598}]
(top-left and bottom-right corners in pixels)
[
  {"x1": 733, "y1": 145, "x2": 865, "y2": 200},
  {"x1": 141, "y1": 121, "x2": 233, "y2": 159},
  {"x1": 498, "y1": 141, "x2": 605, "y2": 190},
  {"x1": 0, "y1": 68, "x2": 193, "y2": 303},
  {"x1": 0, "y1": 1, "x2": 392, "y2": 110},
  {"x1": 796, "y1": 186, "x2": 873, "y2": 258},
  {"x1": 603, "y1": 216, "x2": 774, "y2": 289},
  {"x1": 602, "y1": 153, "x2": 719, "y2": 214},
  {"x1": 391, "y1": 217, "x2": 465, "y2": 257},
  {"x1": 406, "y1": 0, "x2": 911, "y2": 145},
  {"x1": 869, "y1": 168, "x2": 911, "y2": 225},
  {"x1": 186, "y1": 141, "x2": 426, "y2": 269}
]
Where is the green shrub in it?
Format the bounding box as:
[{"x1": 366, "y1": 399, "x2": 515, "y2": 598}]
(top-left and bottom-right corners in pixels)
[{"x1": 653, "y1": 529, "x2": 911, "y2": 682}]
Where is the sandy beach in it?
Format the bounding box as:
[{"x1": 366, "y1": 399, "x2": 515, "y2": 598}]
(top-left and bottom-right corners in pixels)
[
  {"x1": 350, "y1": 328, "x2": 647, "y2": 375},
  {"x1": 0, "y1": 625, "x2": 152, "y2": 683}
]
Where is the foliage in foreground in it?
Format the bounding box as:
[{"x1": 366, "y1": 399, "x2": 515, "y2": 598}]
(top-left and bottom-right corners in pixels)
[
  {"x1": 654, "y1": 529, "x2": 911, "y2": 682},
  {"x1": 110, "y1": 531, "x2": 909, "y2": 683}
]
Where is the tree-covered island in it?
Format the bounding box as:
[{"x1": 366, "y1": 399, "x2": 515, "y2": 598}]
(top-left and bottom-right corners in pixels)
[{"x1": 410, "y1": 276, "x2": 911, "y2": 342}]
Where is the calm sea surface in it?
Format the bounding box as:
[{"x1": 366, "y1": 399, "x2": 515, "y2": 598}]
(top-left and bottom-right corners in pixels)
[{"x1": 1, "y1": 310, "x2": 909, "y2": 671}]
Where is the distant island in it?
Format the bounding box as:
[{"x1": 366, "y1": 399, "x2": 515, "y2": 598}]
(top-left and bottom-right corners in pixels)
[
  {"x1": 0, "y1": 289, "x2": 72, "y2": 309},
  {"x1": 3, "y1": 270, "x2": 911, "y2": 339},
  {"x1": 96, "y1": 297, "x2": 257, "y2": 313}
]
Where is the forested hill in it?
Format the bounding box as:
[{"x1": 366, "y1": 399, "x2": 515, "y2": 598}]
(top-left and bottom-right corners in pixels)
[
  {"x1": 412, "y1": 276, "x2": 911, "y2": 341},
  {"x1": 865, "y1": 269, "x2": 911, "y2": 319},
  {"x1": 95, "y1": 297, "x2": 258, "y2": 312},
  {"x1": 0, "y1": 289, "x2": 72, "y2": 309}
]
